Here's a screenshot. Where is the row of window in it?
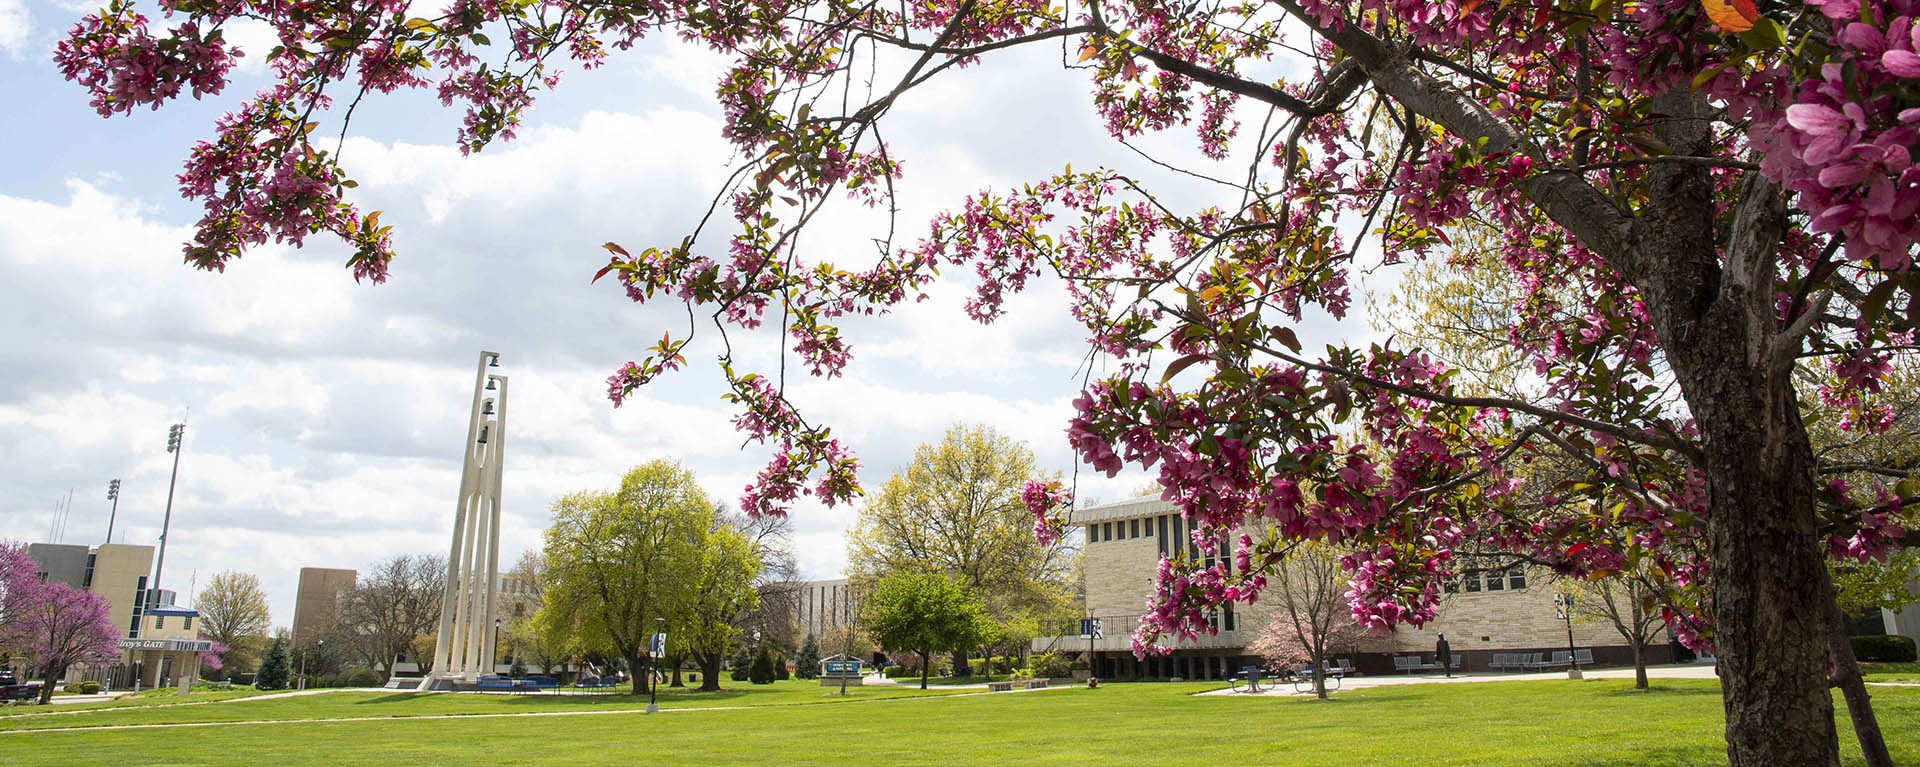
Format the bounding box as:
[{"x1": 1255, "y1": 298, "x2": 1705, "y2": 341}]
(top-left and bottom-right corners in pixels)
[
  {"x1": 1087, "y1": 518, "x2": 1144, "y2": 543},
  {"x1": 1444, "y1": 569, "x2": 1528, "y2": 593}
]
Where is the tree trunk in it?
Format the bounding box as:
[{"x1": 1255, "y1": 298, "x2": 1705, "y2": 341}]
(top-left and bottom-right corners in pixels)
[
  {"x1": 920, "y1": 651, "x2": 930, "y2": 690},
  {"x1": 670, "y1": 654, "x2": 685, "y2": 687},
  {"x1": 1824, "y1": 570, "x2": 1893, "y2": 767},
  {"x1": 697, "y1": 652, "x2": 723, "y2": 692},
  {"x1": 38, "y1": 664, "x2": 67, "y2": 704},
  {"x1": 1627, "y1": 91, "x2": 1839, "y2": 766},
  {"x1": 1629, "y1": 597, "x2": 1648, "y2": 690},
  {"x1": 628, "y1": 649, "x2": 647, "y2": 696}
]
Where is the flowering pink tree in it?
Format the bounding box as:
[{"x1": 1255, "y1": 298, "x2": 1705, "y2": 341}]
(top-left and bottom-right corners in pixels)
[
  {"x1": 55, "y1": 0, "x2": 1920, "y2": 762},
  {"x1": 1244, "y1": 543, "x2": 1368, "y2": 699},
  {"x1": 11, "y1": 582, "x2": 120, "y2": 704},
  {"x1": 0, "y1": 541, "x2": 33, "y2": 635}
]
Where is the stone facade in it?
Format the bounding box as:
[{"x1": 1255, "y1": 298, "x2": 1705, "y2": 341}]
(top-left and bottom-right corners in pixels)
[{"x1": 1039, "y1": 496, "x2": 1673, "y2": 680}]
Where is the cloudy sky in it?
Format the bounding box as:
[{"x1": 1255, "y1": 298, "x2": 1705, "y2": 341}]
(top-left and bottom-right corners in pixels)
[{"x1": 0, "y1": 3, "x2": 1372, "y2": 626}]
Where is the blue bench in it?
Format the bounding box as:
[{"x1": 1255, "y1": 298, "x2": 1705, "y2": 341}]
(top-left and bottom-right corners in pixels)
[{"x1": 475, "y1": 676, "x2": 522, "y2": 693}]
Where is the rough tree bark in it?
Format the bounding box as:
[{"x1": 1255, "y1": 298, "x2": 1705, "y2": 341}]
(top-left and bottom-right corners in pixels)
[
  {"x1": 1825, "y1": 571, "x2": 1894, "y2": 767},
  {"x1": 696, "y1": 651, "x2": 723, "y2": 692},
  {"x1": 1637, "y1": 91, "x2": 1839, "y2": 767}
]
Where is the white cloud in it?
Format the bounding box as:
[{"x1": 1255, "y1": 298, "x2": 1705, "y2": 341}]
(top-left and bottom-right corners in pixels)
[{"x1": 0, "y1": 0, "x2": 29, "y2": 57}]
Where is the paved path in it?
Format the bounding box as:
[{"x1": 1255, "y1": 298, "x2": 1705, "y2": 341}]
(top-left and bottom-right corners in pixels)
[
  {"x1": 1, "y1": 683, "x2": 1072, "y2": 735},
  {"x1": 1192, "y1": 662, "x2": 1918, "y2": 697}
]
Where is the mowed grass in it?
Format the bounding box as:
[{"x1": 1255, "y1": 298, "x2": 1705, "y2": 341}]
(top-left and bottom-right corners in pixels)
[
  {"x1": 0, "y1": 678, "x2": 965, "y2": 732},
  {"x1": 1863, "y1": 662, "x2": 1920, "y2": 683},
  {"x1": 0, "y1": 685, "x2": 275, "y2": 717},
  {"x1": 4, "y1": 678, "x2": 1917, "y2": 766}
]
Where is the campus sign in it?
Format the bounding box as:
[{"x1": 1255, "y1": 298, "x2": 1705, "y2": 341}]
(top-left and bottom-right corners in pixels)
[{"x1": 119, "y1": 638, "x2": 214, "y2": 652}]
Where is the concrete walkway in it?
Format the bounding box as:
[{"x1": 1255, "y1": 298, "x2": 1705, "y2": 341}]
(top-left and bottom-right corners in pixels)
[{"x1": 1194, "y1": 663, "x2": 1725, "y2": 697}]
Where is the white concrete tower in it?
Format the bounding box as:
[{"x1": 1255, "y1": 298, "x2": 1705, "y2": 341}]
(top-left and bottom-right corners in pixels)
[{"x1": 420, "y1": 351, "x2": 508, "y2": 689}]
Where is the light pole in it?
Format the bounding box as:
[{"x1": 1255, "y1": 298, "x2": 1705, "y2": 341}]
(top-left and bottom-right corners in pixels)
[
  {"x1": 646, "y1": 617, "x2": 665, "y2": 713},
  {"x1": 151, "y1": 423, "x2": 185, "y2": 610},
  {"x1": 1555, "y1": 592, "x2": 1582, "y2": 680},
  {"x1": 105, "y1": 479, "x2": 121, "y2": 544},
  {"x1": 494, "y1": 618, "x2": 503, "y2": 677}
]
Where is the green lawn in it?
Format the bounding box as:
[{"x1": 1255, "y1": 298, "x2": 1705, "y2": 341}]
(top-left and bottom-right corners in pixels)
[
  {"x1": 1863, "y1": 662, "x2": 1920, "y2": 683},
  {"x1": 0, "y1": 686, "x2": 273, "y2": 717},
  {"x1": 0, "y1": 678, "x2": 963, "y2": 732},
  {"x1": 2, "y1": 678, "x2": 1916, "y2": 765}
]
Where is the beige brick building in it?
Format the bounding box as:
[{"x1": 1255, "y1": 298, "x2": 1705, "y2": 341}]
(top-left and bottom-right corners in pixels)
[
  {"x1": 1037, "y1": 496, "x2": 1672, "y2": 680},
  {"x1": 23, "y1": 542, "x2": 212, "y2": 689},
  {"x1": 291, "y1": 567, "x2": 358, "y2": 648}
]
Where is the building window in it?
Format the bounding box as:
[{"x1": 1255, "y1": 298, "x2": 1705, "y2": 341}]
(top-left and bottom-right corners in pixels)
[
  {"x1": 1465, "y1": 572, "x2": 1482, "y2": 592},
  {"x1": 1157, "y1": 515, "x2": 1169, "y2": 556},
  {"x1": 1485, "y1": 571, "x2": 1504, "y2": 591},
  {"x1": 1224, "y1": 602, "x2": 1237, "y2": 631},
  {"x1": 1443, "y1": 576, "x2": 1459, "y2": 594},
  {"x1": 1103, "y1": 522, "x2": 1113, "y2": 541},
  {"x1": 155, "y1": 616, "x2": 165, "y2": 629},
  {"x1": 1089, "y1": 524, "x2": 1100, "y2": 543},
  {"x1": 1131, "y1": 518, "x2": 1141, "y2": 538},
  {"x1": 1508, "y1": 569, "x2": 1527, "y2": 590},
  {"x1": 183, "y1": 617, "x2": 193, "y2": 631}
]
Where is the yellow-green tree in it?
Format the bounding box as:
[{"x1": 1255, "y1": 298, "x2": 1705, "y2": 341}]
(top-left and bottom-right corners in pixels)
[
  {"x1": 540, "y1": 461, "x2": 754, "y2": 693},
  {"x1": 848, "y1": 424, "x2": 1075, "y2": 662}
]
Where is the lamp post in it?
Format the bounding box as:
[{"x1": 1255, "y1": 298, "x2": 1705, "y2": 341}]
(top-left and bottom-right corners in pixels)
[
  {"x1": 494, "y1": 618, "x2": 503, "y2": 677},
  {"x1": 105, "y1": 479, "x2": 121, "y2": 544},
  {"x1": 1554, "y1": 592, "x2": 1582, "y2": 680},
  {"x1": 151, "y1": 424, "x2": 186, "y2": 611},
  {"x1": 646, "y1": 617, "x2": 665, "y2": 714}
]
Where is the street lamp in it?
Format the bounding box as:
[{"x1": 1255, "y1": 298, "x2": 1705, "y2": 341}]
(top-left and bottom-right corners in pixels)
[
  {"x1": 1554, "y1": 592, "x2": 1583, "y2": 680},
  {"x1": 494, "y1": 618, "x2": 503, "y2": 676},
  {"x1": 646, "y1": 617, "x2": 665, "y2": 714}
]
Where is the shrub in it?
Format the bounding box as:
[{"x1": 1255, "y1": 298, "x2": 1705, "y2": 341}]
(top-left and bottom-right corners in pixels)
[
  {"x1": 1031, "y1": 651, "x2": 1073, "y2": 679},
  {"x1": 63, "y1": 680, "x2": 102, "y2": 694},
  {"x1": 794, "y1": 634, "x2": 821, "y2": 679},
  {"x1": 1852, "y1": 634, "x2": 1918, "y2": 663},
  {"x1": 337, "y1": 667, "x2": 384, "y2": 687},
  {"x1": 254, "y1": 638, "x2": 291, "y2": 690},
  {"x1": 750, "y1": 647, "x2": 776, "y2": 684},
  {"x1": 883, "y1": 664, "x2": 919, "y2": 679},
  {"x1": 509, "y1": 657, "x2": 527, "y2": 678},
  {"x1": 775, "y1": 658, "x2": 790, "y2": 680},
  {"x1": 730, "y1": 645, "x2": 753, "y2": 682}
]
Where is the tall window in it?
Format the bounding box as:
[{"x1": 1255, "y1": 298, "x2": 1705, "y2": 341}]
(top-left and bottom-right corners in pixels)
[
  {"x1": 1508, "y1": 569, "x2": 1527, "y2": 590},
  {"x1": 1486, "y1": 571, "x2": 1505, "y2": 591},
  {"x1": 1157, "y1": 515, "x2": 1169, "y2": 556},
  {"x1": 183, "y1": 617, "x2": 193, "y2": 631},
  {"x1": 1465, "y1": 572, "x2": 1482, "y2": 592},
  {"x1": 1131, "y1": 518, "x2": 1141, "y2": 538},
  {"x1": 155, "y1": 616, "x2": 165, "y2": 629},
  {"x1": 1103, "y1": 522, "x2": 1114, "y2": 541}
]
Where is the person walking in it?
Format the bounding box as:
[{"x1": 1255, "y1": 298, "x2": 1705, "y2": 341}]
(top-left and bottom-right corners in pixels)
[{"x1": 1436, "y1": 633, "x2": 1453, "y2": 678}]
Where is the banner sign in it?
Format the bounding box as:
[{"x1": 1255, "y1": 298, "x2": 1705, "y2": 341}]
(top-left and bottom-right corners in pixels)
[
  {"x1": 119, "y1": 638, "x2": 214, "y2": 652},
  {"x1": 649, "y1": 632, "x2": 667, "y2": 656}
]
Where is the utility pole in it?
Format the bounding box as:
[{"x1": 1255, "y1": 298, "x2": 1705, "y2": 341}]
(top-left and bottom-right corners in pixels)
[
  {"x1": 152, "y1": 423, "x2": 186, "y2": 609},
  {"x1": 106, "y1": 479, "x2": 122, "y2": 544}
]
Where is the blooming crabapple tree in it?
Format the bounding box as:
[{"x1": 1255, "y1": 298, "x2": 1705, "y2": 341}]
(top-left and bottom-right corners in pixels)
[{"x1": 57, "y1": 0, "x2": 1920, "y2": 762}]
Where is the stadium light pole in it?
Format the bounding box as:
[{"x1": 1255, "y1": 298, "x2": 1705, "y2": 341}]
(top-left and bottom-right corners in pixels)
[
  {"x1": 151, "y1": 424, "x2": 185, "y2": 609},
  {"x1": 105, "y1": 479, "x2": 122, "y2": 544}
]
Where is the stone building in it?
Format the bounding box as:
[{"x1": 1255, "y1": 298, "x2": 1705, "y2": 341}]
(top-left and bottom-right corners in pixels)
[{"x1": 1035, "y1": 496, "x2": 1672, "y2": 680}]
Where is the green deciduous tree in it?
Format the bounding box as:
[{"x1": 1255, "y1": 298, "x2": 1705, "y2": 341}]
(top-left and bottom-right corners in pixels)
[
  {"x1": 540, "y1": 460, "x2": 760, "y2": 694},
  {"x1": 849, "y1": 424, "x2": 1074, "y2": 671},
  {"x1": 863, "y1": 573, "x2": 984, "y2": 690},
  {"x1": 194, "y1": 571, "x2": 271, "y2": 675}
]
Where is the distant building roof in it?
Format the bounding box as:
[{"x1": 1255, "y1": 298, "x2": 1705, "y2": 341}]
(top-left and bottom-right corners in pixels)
[{"x1": 147, "y1": 605, "x2": 199, "y2": 617}]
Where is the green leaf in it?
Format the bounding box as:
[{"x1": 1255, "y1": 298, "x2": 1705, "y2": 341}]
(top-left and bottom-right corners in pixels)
[
  {"x1": 1737, "y1": 17, "x2": 1787, "y2": 50},
  {"x1": 1161, "y1": 353, "x2": 1209, "y2": 384}
]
